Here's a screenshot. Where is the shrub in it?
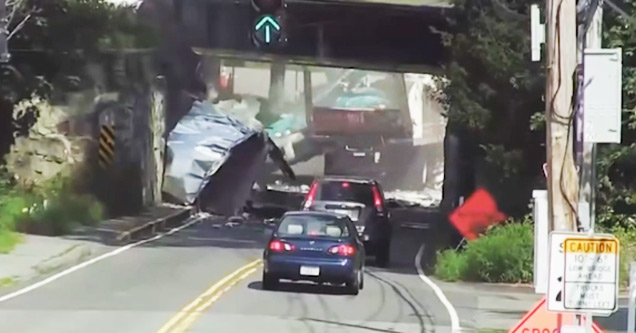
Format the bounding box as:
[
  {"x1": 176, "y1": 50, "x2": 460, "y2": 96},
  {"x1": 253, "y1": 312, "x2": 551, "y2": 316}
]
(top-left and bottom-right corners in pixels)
[
  {"x1": 0, "y1": 172, "x2": 106, "y2": 237},
  {"x1": 603, "y1": 225, "x2": 636, "y2": 287},
  {"x1": 0, "y1": 231, "x2": 23, "y2": 254},
  {"x1": 435, "y1": 217, "x2": 534, "y2": 283}
]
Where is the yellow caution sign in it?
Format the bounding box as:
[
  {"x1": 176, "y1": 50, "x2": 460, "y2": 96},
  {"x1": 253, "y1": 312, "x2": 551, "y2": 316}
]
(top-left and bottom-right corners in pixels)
[
  {"x1": 98, "y1": 124, "x2": 116, "y2": 168},
  {"x1": 564, "y1": 238, "x2": 619, "y2": 254}
]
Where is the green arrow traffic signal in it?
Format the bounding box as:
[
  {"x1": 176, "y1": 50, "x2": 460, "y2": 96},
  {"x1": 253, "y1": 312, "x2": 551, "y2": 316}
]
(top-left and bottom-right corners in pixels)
[{"x1": 254, "y1": 15, "x2": 281, "y2": 44}]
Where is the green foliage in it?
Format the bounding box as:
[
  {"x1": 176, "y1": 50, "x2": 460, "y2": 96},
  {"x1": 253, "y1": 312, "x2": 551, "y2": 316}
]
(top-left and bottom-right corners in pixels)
[
  {"x1": 0, "y1": 171, "x2": 106, "y2": 238},
  {"x1": 438, "y1": 0, "x2": 546, "y2": 217},
  {"x1": 440, "y1": 0, "x2": 544, "y2": 140},
  {"x1": 608, "y1": 225, "x2": 636, "y2": 287},
  {"x1": 0, "y1": 232, "x2": 23, "y2": 254},
  {"x1": 10, "y1": 0, "x2": 159, "y2": 54},
  {"x1": 434, "y1": 217, "x2": 534, "y2": 283}
]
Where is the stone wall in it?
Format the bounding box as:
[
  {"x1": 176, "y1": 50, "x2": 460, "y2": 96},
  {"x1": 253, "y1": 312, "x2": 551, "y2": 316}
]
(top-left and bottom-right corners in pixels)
[{"x1": 2, "y1": 50, "x2": 166, "y2": 216}]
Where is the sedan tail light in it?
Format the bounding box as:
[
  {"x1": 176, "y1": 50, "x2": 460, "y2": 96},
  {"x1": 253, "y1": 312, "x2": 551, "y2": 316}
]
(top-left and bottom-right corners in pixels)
[
  {"x1": 328, "y1": 244, "x2": 356, "y2": 256},
  {"x1": 372, "y1": 185, "x2": 383, "y2": 213},
  {"x1": 269, "y1": 240, "x2": 295, "y2": 252}
]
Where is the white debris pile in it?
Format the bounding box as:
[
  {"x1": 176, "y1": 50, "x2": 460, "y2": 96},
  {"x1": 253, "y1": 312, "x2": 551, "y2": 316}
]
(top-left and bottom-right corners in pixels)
[
  {"x1": 265, "y1": 180, "x2": 310, "y2": 194},
  {"x1": 213, "y1": 96, "x2": 264, "y2": 131},
  {"x1": 384, "y1": 189, "x2": 441, "y2": 208}
]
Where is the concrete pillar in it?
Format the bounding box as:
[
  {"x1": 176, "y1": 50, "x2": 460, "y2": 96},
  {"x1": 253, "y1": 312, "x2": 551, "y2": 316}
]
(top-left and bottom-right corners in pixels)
[
  {"x1": 149, "y1": 83, "x2": 166, "y2": 205},
  {"x1": 269, "y1": 59, "x2": 286, "y2": 115}
]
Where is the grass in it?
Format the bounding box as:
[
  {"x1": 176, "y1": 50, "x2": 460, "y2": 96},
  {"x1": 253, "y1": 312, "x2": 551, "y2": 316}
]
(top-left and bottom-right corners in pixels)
[
  {"x1": 0, "y1": 231, "x2": 23, "y2": 254},
  {"x1": 434, "y1": 217, "x2": 534, "y2": 283},
  {"x1": 0, "y1": 277, "x2": 16, "y2": 287},
  {"x1": 0, "y1": 171, "x2": 106, "y2": 240}
]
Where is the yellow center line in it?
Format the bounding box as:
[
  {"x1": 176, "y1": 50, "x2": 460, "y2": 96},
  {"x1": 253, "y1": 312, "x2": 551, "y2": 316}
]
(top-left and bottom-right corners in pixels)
[{"x1": 156, "y1": 259, "x2": 263, "y2": 333}]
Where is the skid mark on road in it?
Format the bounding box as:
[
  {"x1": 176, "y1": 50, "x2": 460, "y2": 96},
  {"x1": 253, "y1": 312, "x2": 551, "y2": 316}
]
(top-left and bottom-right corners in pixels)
[
  {"x1": 367, "y1": 270, "x2": 433, "y2": 333},
  {"x1": 156, "y1": 259, "x2": 262, "y2": 333},
  {"x1": 301, "y1": 318, "x2": 403, "y2": 333}
]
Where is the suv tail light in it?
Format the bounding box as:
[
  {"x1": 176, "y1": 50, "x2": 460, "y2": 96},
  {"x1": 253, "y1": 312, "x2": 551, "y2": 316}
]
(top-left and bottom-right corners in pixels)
[
  {"x1": 328, "y1": 244, "x2": 356, "y2": 256},
  {"x1": 372, "y1": 185, "x2": 384, "y2": 213},
  {"x1": 269, "y1": 240, "x2": 295, "y2": 252},
  {"x1": 303, "y1": 181, "x2": 319, "y2": 209}
]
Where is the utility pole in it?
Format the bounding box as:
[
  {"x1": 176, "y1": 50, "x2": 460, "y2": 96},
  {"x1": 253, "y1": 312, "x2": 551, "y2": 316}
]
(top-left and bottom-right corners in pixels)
[
  {"x1": 545, "y1": 0, "x2": 579, "y2": 232},
  {"x1": 0, "y1": 0, "x2": 9, "y2": 63},
  {"x1": 577, "y1": 1, "x2": 603, "y2": 233}
]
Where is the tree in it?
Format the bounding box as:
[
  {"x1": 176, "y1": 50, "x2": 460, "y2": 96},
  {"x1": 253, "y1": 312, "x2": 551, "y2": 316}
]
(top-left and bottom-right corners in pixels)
[
  {"x1": 440, "y1": 0, "x2": 636, "y2": 226},
  {"x1": 594, "y1": 0, "x2": 636, "y2": 228},
  {"x1": 439, "y1": 0, "x2": 545, "y2": 216}
]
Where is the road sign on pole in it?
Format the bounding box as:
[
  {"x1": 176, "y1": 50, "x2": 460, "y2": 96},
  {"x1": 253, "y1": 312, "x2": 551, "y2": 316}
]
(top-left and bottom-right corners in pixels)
[
  {"x1": 563, "y1": 236, "x2": 619, "y2": 314},
  {"x1": 548, "y1": 231, "x2": 619, "y2": 316}
]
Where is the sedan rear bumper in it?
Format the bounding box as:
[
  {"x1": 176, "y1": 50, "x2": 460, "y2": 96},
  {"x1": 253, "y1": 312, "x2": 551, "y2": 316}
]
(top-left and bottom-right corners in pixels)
[{"x1": 264, "y1": 255, "x2": 356, "y2": 284}]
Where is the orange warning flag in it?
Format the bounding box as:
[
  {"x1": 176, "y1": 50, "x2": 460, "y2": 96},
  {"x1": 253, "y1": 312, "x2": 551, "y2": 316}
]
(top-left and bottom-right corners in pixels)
[{"x1": 449, "y1": 188, "x2": 506, "y2": 240}]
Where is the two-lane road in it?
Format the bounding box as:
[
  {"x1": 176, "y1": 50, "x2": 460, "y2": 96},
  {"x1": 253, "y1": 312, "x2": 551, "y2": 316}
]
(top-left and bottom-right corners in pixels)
[{"x1": 0, "y1": 216, "x2": 456, "y2": 333}]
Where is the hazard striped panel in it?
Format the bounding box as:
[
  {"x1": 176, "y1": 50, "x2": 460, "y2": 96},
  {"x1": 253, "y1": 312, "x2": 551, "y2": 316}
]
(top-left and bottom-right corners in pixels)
[{"x1": 98, "y1": 125, "x2": 116, "y2": 168}]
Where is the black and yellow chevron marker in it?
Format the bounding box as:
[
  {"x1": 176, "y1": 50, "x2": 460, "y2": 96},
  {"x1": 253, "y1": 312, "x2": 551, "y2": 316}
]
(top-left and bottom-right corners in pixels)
[{"x1": 98, "y1": 125, "x2": 116, "y2": 168}]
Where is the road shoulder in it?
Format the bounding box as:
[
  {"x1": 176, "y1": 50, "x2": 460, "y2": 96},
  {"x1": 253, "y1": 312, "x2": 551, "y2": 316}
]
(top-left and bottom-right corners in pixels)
[{"x1": 0, "y1": 205, "x2": 193, "y2": 292}]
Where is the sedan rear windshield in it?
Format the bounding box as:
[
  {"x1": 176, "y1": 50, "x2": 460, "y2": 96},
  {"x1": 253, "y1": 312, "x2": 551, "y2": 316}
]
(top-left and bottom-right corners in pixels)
[
  {"x1": 277, "y1": 215, "x2": 350, "y2": 238},
  {"x1": 316, "y1": 181, "x2": 374, "y2": 206}
]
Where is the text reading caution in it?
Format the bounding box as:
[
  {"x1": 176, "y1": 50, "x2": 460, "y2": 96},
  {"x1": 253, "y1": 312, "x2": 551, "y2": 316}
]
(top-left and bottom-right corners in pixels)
[{"x1": 563, "y1": 237, "x2": 619, "y2": 313}]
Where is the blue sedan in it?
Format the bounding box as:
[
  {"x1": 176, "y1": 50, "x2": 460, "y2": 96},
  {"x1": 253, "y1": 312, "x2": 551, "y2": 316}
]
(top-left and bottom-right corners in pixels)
[{"x1": 262, "y1": 211, "x2": 365, "y2": 295}]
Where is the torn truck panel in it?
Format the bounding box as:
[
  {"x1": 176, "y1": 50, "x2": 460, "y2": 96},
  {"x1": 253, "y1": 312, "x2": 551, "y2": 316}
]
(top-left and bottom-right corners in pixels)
[{"x1": 162, "y1": 100, "x2": 293, "y2": 215}]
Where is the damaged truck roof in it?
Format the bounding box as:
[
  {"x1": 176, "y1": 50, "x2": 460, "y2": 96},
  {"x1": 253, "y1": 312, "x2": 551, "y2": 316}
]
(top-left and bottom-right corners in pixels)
[{"x1": 162, "y1": 100, "x2": 295, "y2": 216}]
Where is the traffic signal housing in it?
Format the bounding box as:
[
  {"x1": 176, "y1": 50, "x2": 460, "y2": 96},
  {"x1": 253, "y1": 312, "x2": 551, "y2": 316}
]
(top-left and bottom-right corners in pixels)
[{"x1": 250, "y1": 0, "x2": 286, "y2": 49}]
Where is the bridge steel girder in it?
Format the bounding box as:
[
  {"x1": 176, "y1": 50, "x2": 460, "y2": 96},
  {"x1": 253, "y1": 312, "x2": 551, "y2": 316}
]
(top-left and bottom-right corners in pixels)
[{"x1": 175, "y1": 0, "x2": 452, "y2": 74}]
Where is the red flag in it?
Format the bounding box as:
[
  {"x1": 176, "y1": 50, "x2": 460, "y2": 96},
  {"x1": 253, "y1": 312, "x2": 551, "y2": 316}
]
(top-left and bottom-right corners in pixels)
[{"x1": 449, "y1": 188, "x2": 507, "y2": 240}]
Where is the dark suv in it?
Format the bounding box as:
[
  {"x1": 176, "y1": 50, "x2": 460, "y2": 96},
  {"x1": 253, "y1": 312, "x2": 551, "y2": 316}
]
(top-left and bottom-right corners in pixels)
[{"x1": 300, "y1": 176, "x2": 392, "y2": 267}]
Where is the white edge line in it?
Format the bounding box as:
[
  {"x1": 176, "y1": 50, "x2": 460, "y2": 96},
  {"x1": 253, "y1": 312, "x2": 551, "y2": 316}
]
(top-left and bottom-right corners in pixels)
[
  {"x1": 0, "y1": 215, "x2": 204, "y2": 304},
  {"x1": 415, "y1": 243, "x2": 462, "y2": 332}
]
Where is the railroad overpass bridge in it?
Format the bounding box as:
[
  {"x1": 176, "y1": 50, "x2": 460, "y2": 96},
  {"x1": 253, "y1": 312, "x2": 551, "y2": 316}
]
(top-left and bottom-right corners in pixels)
[
  {"x1": 135, "y1": 0, "x2": 464, "y2": 219},
  {"x1": 141, "y1": 0, "x2": 452, "y2": 74}
]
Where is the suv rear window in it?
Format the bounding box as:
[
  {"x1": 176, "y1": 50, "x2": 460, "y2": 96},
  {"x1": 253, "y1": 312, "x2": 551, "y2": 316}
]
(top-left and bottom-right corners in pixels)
[
  {"x1": 277, "y1": 215, "x2": 350, "y2": 238},
  {"x1": 316, "y1": 181, "x2": 374, "y2": 206}
]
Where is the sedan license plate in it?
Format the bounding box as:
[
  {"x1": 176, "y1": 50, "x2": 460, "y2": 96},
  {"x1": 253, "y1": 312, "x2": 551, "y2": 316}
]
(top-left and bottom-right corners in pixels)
[{"x1": 300, "y1": 266, "x2": 320, "y2": 276}]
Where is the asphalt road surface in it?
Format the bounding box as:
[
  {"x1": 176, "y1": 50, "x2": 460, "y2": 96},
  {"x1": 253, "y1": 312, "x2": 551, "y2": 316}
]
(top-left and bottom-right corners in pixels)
[{"x1": 0, "y1": 216, "x2": 456, "y2": 333}]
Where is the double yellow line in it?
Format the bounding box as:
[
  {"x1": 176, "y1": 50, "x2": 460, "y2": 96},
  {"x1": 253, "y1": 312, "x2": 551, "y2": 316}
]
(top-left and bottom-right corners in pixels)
[{"x1": 157, "y1": 259, "x2": 263, "y2": 333}]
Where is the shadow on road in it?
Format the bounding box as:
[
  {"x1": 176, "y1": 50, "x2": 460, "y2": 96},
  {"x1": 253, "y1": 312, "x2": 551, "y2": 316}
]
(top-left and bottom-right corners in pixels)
[
  {"x1": 595, "y1": 306, "x2": 632, "y2": 332},
  {"x1": 247, "y1": 280, "x2": 354, "y2": 296}
]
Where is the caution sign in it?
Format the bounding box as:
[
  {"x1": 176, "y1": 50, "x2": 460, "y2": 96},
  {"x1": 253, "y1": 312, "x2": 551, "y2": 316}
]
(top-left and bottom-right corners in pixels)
[
  {"x1": 563, "y1": 236, "x2": 619, "y2": 313},
  {"x1": 98, "y1": 124, "x2": 116, "y2": 168},
  {"x1": 509, "y1": 296, "x2": 604, "y2": 333}
]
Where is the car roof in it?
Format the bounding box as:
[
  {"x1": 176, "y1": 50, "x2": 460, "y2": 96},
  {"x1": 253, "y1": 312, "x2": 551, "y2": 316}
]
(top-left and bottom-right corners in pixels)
[
  {"x1": 318, "y1": 175, "x2": 377, "y2": 184},
  {"x1": 282, "y1": 210, "x2": 347, "y2": 219}
]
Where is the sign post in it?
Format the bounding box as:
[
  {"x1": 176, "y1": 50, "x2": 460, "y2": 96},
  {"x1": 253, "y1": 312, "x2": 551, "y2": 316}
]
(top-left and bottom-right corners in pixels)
[
  {"x1": 547, "y1": 232, "x2": 619, "y2": 333},
  {"x1": 628, "y1": 262, "x2": 636, "y2": 333}
]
